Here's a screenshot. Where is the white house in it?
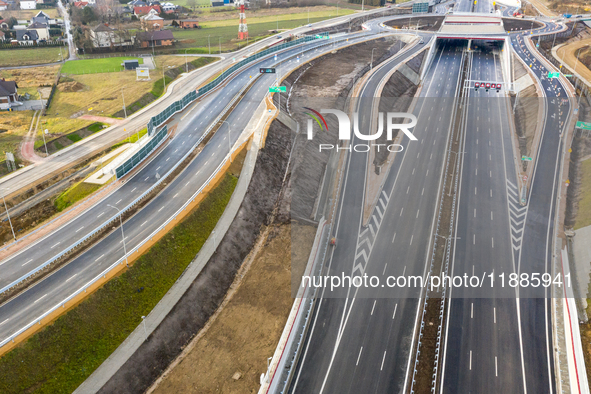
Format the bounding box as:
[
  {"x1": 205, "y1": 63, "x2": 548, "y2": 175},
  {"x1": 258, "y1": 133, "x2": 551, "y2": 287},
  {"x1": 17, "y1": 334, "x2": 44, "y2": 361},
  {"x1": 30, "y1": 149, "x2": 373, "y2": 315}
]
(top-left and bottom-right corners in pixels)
[
  {"x1": 0, "y1": 0, "x2": 8, "y2": 11},
  {"x1": 27, "y1": 21, "x2": 49, "y2": 40},
  {"x1": 90, "y1": 23, "x2": 127, "y2": 47},
  {"x1": 20, "y1": 0, "x2": 36, "y2": 9}
]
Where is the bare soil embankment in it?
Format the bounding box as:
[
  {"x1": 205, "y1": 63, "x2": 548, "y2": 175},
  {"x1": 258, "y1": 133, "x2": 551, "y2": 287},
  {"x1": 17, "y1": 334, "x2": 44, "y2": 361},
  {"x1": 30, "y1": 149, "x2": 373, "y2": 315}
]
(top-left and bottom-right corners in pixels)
[{"x1": 99, "y1": 117, "x2": 294, "y2": 394}]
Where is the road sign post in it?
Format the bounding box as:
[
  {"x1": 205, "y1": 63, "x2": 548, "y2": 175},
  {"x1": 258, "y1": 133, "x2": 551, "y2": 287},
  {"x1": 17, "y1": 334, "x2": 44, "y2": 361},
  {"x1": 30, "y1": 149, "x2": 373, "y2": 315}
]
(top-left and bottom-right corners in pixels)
[{"x1": 521, "y1": 156, "x2": 533, "y2": 161}]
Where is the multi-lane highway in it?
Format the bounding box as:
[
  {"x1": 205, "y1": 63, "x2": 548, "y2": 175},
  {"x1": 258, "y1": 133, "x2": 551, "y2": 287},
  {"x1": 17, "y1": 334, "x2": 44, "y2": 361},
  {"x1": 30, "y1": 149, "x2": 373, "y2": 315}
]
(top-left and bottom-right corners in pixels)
[
  {"x1": 289, "y1": 37, "x2": 467, "y2": 393},
  {"x1": 0, "y1": 30, "x2": 390, "y2": 346}
]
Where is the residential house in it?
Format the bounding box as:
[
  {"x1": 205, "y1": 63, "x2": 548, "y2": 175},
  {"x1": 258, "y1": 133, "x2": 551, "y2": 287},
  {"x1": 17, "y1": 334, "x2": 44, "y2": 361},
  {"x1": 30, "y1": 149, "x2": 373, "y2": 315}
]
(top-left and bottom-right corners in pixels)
[
  {"x1": 128, "y1": 0, "x2": 146, "y2": 6},
  {"x1": 0, "y1": 79, "x2": 19, "y2": 110},
  {"x1": 174, "y1": 19, "x2": 199, "y2": 28},
  {"x1": 19, "y1": 0, "x2": 36, "y2": 9},
  {"x1": 90, "y1": 23, "x2": 129, "y2": 47},
  {"x1": 27, "y1": 21, "x2": 49, "y2": 40},
  {"x1": 133, "y1": 4, "x2": 160, "y2": 16},
  {"x1": 0, "y1": 0, "x2": 8, "y2": 11},
  {"x1": 140, "y1": 9, "x2": 163, "y2": 30},
  {"x1": 16, "y1": 29, "x2": 38, "y2": 44},
  {"x1": 31, "y1": 10, "x2": 49, "y2": 24},
  {"x1": 0, "y1": 31, "x2": 5, "y2": 41},
  {"x1": 135, "y1": 29, "x2": 173, "y2": 47},
  {"x1": 161, "y1": 2, "x2": 177, "y2": 13},
  {"x1": 73, "y1": 1, "x2": 88, "y2": 7}
]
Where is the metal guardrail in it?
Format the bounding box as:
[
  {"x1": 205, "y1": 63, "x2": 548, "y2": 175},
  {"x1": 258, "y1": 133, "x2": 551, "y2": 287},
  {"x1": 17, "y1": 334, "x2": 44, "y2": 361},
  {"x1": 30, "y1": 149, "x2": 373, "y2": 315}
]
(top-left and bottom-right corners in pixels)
[
  {"x1": 146, "y1": 34, "x2": 327, "y2": 136},
  {"x1": 115, "y1": 126, "x2": 168, "y2": 179},
  {"x1": 0, "y1": 31, "x2": 374, "y2": 348}
]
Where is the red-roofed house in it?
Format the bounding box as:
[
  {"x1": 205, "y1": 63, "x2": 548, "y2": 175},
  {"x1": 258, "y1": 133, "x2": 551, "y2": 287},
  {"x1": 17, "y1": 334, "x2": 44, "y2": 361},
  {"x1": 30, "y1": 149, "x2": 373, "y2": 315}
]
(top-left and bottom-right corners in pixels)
[
  {"x1": 73, "y1": 1, "x2": 89, "y2": 7},
  {"x1": 0, "y1": 0, "x2": 8, "y2": 11},
  {"x1": 133, "y1": 5, "x2": 160, "y2": 16}
]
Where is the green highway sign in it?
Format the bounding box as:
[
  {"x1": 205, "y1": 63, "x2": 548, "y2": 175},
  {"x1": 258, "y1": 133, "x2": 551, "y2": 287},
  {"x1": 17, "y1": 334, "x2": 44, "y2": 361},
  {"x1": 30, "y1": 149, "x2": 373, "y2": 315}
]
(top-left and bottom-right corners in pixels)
[
  {"x1": 548, "y1": 72, "x2": 560, "y2": 78},
  {"x1": 269, "y1": 86, "x2": 287, "y2": 93},
  {"x1": 315, "y1": 34, "x2": 329, "y2": 39},
  {"x1": 576, "y1": 121, "x2": 591, "y2": 130},
  {"x1": 521, "y1": 156, "x2": 533, "y2": 161},
  {"x1": 564, "y1": 74, "x2": 573, "y2": 77}
]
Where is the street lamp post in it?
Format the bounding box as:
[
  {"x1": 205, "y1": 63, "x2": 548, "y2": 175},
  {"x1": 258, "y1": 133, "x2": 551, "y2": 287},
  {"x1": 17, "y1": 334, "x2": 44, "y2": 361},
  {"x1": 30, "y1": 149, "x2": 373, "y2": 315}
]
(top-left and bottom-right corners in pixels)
[
  {"x1": 219, "y1": 37, "x2": 221, "y2": 54},
  {"x1": 42, "y1": 129, "x2": 49, "y2": 156},
  {"x1": 371, "y1": 48, "x2": 377, "y2": 70},
  {"x1": 221, "y1": 120, "x2": 232, "y2": 162},
  {"x1": 107, "y1": 204, "x2": 128, "y2": 267},
  {"x1": 0, "y1": 188, "x2": 16, "y2": 241},
  {"x1": 121, "y1": 89, "x2": 127, "y2": 118},
  {"x1": 208, "y1": 35, "x2": 211, "y2": 54},
  {"x1": 185, "y1": 48, "x2": 189, "y2": 73}
]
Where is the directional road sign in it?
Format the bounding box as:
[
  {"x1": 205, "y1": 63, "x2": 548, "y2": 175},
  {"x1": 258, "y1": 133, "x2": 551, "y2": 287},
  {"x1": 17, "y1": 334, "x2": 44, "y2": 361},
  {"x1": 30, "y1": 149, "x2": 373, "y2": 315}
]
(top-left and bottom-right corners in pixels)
[
  {"x1": 548, "y1": 72, "x2": 560, "y2": 78},
  {"x1": 269, "y1": 86, "x2": 287, "y2": 93},
  {"x1": 576, "y1": 121, "x2": 591, "y2": 130},
  {"x1": 260, "y1": 67, "x2": 276, "y2": 74},
  {"x1": 521, "y1": 155, "x2": 533, "y2": 161}
]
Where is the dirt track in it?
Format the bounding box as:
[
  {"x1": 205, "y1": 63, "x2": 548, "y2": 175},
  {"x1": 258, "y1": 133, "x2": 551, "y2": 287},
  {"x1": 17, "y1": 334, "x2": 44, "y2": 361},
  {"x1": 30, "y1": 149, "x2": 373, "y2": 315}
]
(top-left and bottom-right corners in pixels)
[{"x1": 556, "y1": 38, "x2": 591, "y2": 84}]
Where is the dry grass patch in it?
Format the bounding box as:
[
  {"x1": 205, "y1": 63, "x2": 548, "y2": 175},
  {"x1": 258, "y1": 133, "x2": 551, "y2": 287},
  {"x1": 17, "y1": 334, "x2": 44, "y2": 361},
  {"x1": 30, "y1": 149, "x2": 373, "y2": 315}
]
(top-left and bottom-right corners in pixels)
[{"x1": 0, "y1": 65, "x2": 60, "y2": 88}]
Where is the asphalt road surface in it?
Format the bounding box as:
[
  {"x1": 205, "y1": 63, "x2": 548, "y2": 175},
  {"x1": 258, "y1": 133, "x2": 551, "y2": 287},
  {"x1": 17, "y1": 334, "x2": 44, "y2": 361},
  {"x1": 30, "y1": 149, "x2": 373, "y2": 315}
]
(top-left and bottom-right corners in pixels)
[{"x1": 289, "y1": 38, "x2": 467, "y2": 394}]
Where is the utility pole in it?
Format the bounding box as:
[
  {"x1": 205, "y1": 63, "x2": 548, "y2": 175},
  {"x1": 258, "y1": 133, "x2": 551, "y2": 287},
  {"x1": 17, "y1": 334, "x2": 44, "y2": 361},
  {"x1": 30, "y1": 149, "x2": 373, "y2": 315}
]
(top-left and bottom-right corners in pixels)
[
  {"x1": 121, "y1": 89, "x2": 127, "y2": 118},
  {"x1": 208, "y1": 35, "x2": 211, "y2": 54},
  {"x1": 108, "y1": 204, "x2": 129, "y2": 267}
]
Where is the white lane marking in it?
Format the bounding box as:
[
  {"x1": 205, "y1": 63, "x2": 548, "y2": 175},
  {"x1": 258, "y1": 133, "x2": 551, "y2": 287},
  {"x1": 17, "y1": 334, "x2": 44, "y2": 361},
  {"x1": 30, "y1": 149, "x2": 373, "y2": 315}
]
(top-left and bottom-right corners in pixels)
[
  {"x1": 495, "y1": 356, "x2": 498, "y2": 377},
  {"x1": 371, "y1": 300, "x2": 376, "y2": 315},
  {"x1": 66, "y1": 274, "x2": 77, "y2": 282},
  {"x1": 381, "y1": 350, "x2": 387, "y2": 371},
  {"x1": 0, "y1": 319, "x2": 8, "y2": 326},
  {"x1": 471, "y1": 303, "x2": 473, "y2": 318},
  {"x1": 34, "y1": 294, "x2": 48, "y2": 303},
  {"x1": 407, "y1": 186, "x2": 410, "y2": 194},
  {"x1": 166, "y1": 157, "x2": 170, "y2": 162},
  {"x1": 356, "y1": 347, "x2": 363, "y2": 366},
  {"x1": 158, "y1": 206, "x2": 164, "y2": 212},
  {"x1": 97, "y1": 212, "x2": 104, "y2": 218},
  {"x1": 95, "y1": 254, "x2": 104, "y2": 262},
  {"x1": 400, "y1": 208, "x2": 404, "y2": 216},
  {"x1": 416, "y1": 209, "x2": 420, "y2": 218},
  {"x1": 470, "y1": 350, "x2": 472, "y2": 370},
  {"x1": 474, "y1": 209, "x2": 476, "y2": 218},
  {"x1": 494, "y1": 307, "x2": 496, "y2": 323},
  {"x1": 116, "y1": 199, "x2": 122, "y2": 205},
  {"x1": 22, "y1": 259, "x2": 33, "y2": 266},
  {"x1": 145, "y1": 177, "x2": 149, "y2": 181},
  {"x1": 393, "y1": 304, "x2": 398, "y2": 319},
  {"x1": 141, "y1": 221, "x2": 148, "y2": 227},
  {"x1": 173, "y1": 193, "x2": 178, "y2": 198},
  {"x1": 76, "y1": 226, "x2": 84, "y2": 233},
  {"x1": 473, "y1": 234, "x2": 475, "y2": 245},
  {"x1": 131, "y1": 187, "x2": 137, "y2": 193},
  {"x1": 50, "y1": 242, "x2": 61, "y2": 249},
  {"x1": 492, "y1": 238, "x2": 494, "y2": 248},
  {"x1": 156, "y1": 166, "x2": 161, "y2": 171},
  {"x1": 475, "y1": 187, "x2": 477, "y2": 195},
  {"x1": 410, "y1": 235, "x2": 414, "y2": 245},
  {"x1": 491, "y1": 211, "x2": 493, "y2": 220},
  {"x1": 383, "y1": 263, "x2": 388, "y2": 275},
  {"x1": 392, "y1": 232, "x2": 397, "y2": 243}
]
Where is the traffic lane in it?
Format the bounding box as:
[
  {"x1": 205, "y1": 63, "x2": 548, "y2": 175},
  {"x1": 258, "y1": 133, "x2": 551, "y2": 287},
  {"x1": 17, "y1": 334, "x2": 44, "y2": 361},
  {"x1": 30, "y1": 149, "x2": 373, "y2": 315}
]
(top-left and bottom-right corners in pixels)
[
  {"x1": 0, "y1": 34, "x2": 381, "y2": 340},
  {"x1": 443, "y1": 51, "x2": 524, "y2": 393},
  {"x1": 0, "y1": 33, "x2": 374, "y2": 289}
]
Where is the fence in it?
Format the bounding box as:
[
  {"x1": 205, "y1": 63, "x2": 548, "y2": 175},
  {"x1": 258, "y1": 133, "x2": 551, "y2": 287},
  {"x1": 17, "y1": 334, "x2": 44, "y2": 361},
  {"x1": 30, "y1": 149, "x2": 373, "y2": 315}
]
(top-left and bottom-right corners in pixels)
[
  {"x1": 0, "y1": 41, "x2": 66, "y2": 50},
  {"x1": 115, "y1": 126, "x2": 168, "y2": 179},
  {"x1": 146, "y1": 34, "x2": 326, "y2": 136}
]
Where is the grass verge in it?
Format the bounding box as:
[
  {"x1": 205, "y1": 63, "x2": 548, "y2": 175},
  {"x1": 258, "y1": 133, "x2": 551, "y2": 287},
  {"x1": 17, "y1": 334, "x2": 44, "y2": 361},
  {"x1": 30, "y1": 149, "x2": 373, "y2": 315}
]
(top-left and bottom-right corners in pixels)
[
  {"x1": 54, "y1": 181, "x2": 102, "y2": 212},
  {"x1": 0, "y1": 173, "x2": 238, "y2": 394}
]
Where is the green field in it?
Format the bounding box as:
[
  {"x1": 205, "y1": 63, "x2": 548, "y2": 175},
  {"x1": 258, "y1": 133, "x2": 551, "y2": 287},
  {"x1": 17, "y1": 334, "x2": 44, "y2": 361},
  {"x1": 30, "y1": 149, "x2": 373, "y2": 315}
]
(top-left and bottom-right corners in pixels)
[
  {"x1": 0, "y1": 47, "x2": 68, "y2": 67},
  {"x1": 60, "y1": 57, "x2": 145, "y2": 75},
  {"x1": 0, "y1": 174, "x2": 238, "y2": 394},
  {"x1": 173, "y1": 15, "x2": 348, "y2": 51}
]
